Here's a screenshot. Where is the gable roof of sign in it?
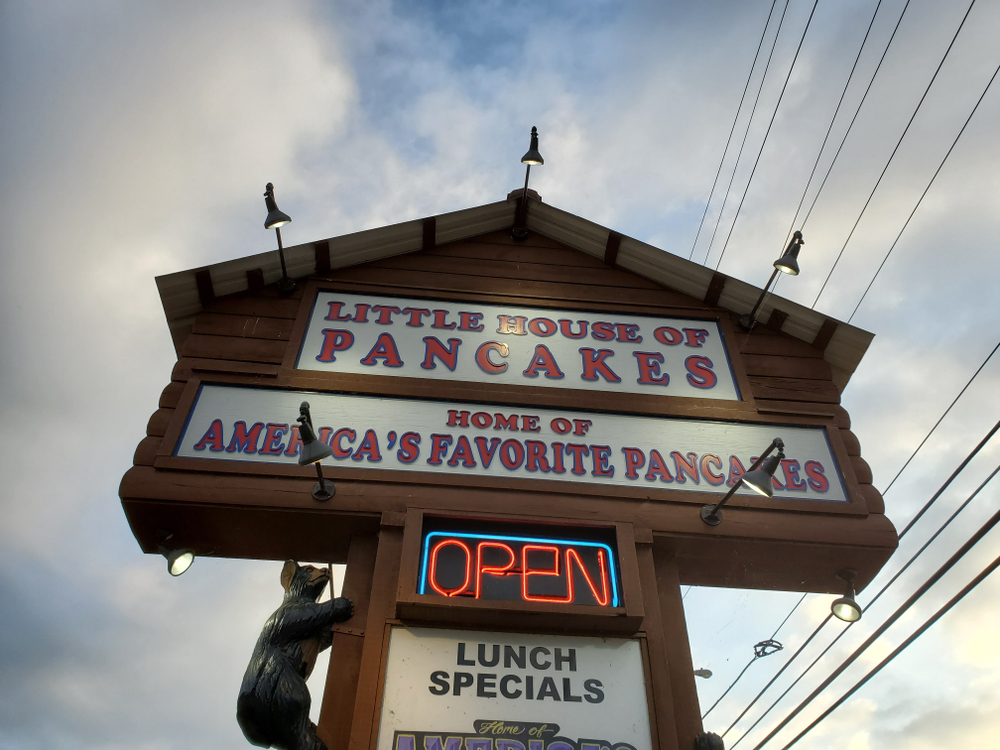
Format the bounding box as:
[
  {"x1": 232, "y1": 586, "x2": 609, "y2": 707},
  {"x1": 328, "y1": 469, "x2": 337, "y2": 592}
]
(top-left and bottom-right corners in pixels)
[{"x1": 156, "y1": 193, "x2": 874, "y2": 390}]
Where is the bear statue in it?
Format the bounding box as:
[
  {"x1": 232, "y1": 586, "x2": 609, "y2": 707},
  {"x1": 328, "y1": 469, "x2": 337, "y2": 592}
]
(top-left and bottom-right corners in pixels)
[{"x1": 237, "y1": 560, "x2": 354, "y2": 750}]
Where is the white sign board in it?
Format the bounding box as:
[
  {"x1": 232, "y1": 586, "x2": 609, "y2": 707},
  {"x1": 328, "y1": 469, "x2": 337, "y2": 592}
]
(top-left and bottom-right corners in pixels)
[
  {"x1": 295, "y1": 292, "x2": 741, "y2": 401},
  {"x1": 375, "y1": 627, "x2": 653, "y2": 750},
  {"x1": 176, "y1": 384, "x2": 848, "y2": 502}
]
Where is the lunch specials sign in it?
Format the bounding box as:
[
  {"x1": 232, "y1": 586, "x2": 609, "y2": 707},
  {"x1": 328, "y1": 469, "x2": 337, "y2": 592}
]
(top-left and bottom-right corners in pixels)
[
  {"x1": 295, "y1": 292, "x2": 741, "y2": 401},
  {"x1": 176, "y1": 384, "x2": 849, "y2": 502},
  {"x1": 375, "y1": 628, "x2": 653, "y2": 750}
]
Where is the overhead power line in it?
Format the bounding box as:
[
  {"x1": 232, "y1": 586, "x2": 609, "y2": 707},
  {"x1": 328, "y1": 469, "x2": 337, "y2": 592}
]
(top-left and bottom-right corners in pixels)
[
  {"x1": 777, "y1": 0, "x2": 886, "y2": 251},
  {"x1": 702, "y1": 593, "x2": 806, "y2": 720},
  {"x1": 726, "y1": 420, "x2": 1000, "y2": 747},
  {"x1": 714, "y1": 0, "x2": 819, "y2": 272},
  {"x1": 688, "y1": 0, "x2": 779, "y2": 261},
  {"x1": 701, "y1": 0, "x2": 791, "y2": 266},
  {"x1": 750, "y1": 467, "x2": 1000, "y2": 749},
  {"x1": 778, "y1": 551, "x2": 1000, "y2": 749},
  {"x1": 811, "y1": 0, "x2": 978, "y2": 309},
  {"x1": 848, "y1": 57, "x2": 1000, "y2": 322}
]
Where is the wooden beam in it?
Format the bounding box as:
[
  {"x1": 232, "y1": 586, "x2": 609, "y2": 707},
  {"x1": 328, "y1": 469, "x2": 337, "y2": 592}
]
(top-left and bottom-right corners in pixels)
[
  {"x1": 813, "y1": 318, "x2": 838, "y2": 351},
  {"x1": 315, "y1": 240, "x2": 332, "y2": 275},
  {"x1": 194, "y1": 269, "x2": 215, "y2": 307},
  {"x1": 246, "y1": 268, "x2": 265, "y2": 293},
  {"x1": 604, "y1": 231, "x2": 622, "y2": 267},
  {"x1": 422, "y1": 217, "x2": 436, "y2": 252},
  {"x1": 766, "y1": 308, "x2": 788, "y2": 332},
  {"x1": 703, "y1": 272, "x2": 727, "y2": 307}
]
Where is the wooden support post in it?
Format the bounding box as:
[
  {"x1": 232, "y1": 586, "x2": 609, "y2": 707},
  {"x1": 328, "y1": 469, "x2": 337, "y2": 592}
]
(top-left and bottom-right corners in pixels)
[
  {"x1": 653, "y1": 542, "x2": 703, "y2": 747},
  {"x1": 318, "y1": 533, "x2": 379, "y2": 750},
  {"x1": 347, "y1": 514, "x2": 405, "y2": 750},
  {"x1": 635, "y1": 534, "x2": 681, "y2": 750}
]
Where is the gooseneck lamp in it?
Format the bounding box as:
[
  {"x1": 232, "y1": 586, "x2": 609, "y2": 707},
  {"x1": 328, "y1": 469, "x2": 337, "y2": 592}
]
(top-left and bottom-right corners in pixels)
[
  {"x1": 264, "y1": 182, "x2": 296, "y2": 294},
  {"x1": 738, "y1": 231, "x2": 805, "y2": 330},
  {"x1": 831, "y1": 569, "x2": 863, "y2": 622},
  {"x1": 701, "y1": 437, "x2": 785, "y2": 526},
  {"x1": 297, "y1": 401, "x2": 336, "y2": 501},
  {"x1": 158, "y1": 536, "x2": 195, "y2": 576},
  {"x1": 512, "y1": 126, "x2": 543, "y2": 241}
]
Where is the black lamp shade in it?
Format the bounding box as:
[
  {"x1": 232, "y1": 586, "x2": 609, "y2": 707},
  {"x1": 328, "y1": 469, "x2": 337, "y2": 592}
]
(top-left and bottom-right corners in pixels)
[
  {"x1": 298, "y1": 420, "x2": 333, "y2": 466},
  {"x1": 742, "y1": 454, "x2": 782, "y2": 497},
  {"x1": 832, "y1": 591, "x2": 862, "y2": 622},
  {"x1": 264, "y1": 183, "x2": 292, "y2": 229},
  {"x1": 521, "y1": 126, "x2": 544, "y2": 165},
  {"x1": 774, "y1": 245, "x2": 800, "y2": 275}
]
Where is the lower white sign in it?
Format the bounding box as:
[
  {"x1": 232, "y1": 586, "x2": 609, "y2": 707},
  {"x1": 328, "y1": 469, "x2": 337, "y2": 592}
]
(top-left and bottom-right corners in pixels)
[
  {"x1": 375, "y1": 628, "x2": 653, "y2": 750},
  {"x1": 175, "y1": 384, "x2": 848, "y2": 502}
]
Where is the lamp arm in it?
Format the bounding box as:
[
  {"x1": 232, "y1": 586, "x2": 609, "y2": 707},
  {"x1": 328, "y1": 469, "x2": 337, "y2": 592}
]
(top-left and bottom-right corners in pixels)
[
  {"x1": 748, "y1": 267, "x2": 781, "y2": 321},
  {"x1": 705, "y1": 438, "x2": 783, "y2": 516}
]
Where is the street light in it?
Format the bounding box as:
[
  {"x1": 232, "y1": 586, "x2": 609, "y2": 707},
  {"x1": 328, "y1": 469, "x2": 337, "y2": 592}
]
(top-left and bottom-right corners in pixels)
[
  {"x1": 831, "y1": 569, "x2": 862, "y2": 622},
  {"x1": 700, "y1": 438, "x2": 785, "y2": 526},
  {"x1": 512, "y1": 126, "x2": 543, "y2": 241},
  {"x1": 738, "y1": 232, "x2": 805, "y2": 330},
  {"x1": 297, "y1": 401, "x2": 335, "y2": 501},
  {"x1": 264, "y1": 182, "x2": 296, "y2": 294}
]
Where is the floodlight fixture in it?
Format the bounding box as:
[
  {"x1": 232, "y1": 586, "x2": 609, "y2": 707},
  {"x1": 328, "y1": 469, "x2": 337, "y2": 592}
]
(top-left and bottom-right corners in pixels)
[
  {"x1": 512, "y1": 126, "x2": 543, "y2": 241},
  {"x1": 263, "y1": 182, "x2": 295, "y2": 294},
  {"x1": 738, "y1": 231, "x2": 805, "y2": 330},
  {"x1": 701, "y1": 437, "x2": 785, "y2": 525},
  {"x1": 158, "y1": 536, "x2": 195, "y2": 576},
  {"x1": 297, "y1": 401, "x2": 335, "y2": 501},
  {"x1": 831, "y1": 568, "x2": 863, "y2": 622}
]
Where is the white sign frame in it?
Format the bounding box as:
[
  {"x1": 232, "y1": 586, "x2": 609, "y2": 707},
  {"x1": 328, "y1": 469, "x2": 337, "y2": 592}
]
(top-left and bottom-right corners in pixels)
[
  {"x1": 294, "y1": 291, "x2": 742, "y2": 402},
  {"x1": 375, "y1": 627, "x2": 654, "y2": 750},
  {"x1": 174, "y1": 384, "x2": 849, "y2": 503}
]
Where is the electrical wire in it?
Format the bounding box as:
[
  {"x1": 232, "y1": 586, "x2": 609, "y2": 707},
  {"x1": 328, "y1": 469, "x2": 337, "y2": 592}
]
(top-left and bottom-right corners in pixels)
[
  {"x1": 777, "y1": 550, "x2": 1000, "y2": 749},
  {"x1": 796, "y1": 0, "x2": 914, "y2": 234},
  {"x1": 878, "y1": 339, "x2": 1000, "y2": 499},
  {"x1": 811, "y1": 0, "x2": 978, "y2": 309},
  {"x1": 749, "y1": 469, "x2": 1000, "y2": 749},
  {"x1": 688, "y1": 0, "x2": 779, "y2": 261},
  {"x1": 776, "y1": 0, "x2": 886, "y2": 252},
  {"x1": 702, "y1": 594, "x2": 807, "y2": 720},
  {"x1": 847, "y1": 57, "x2": 1000, "y2": 322},
  {"x1": 701, "y1": 0, "x2": 791, "y2": 266},
  {"x1": 726, "y1": 422, "x2": 1000, "y2": 747},
  {"x1": 713, "y1": 0, "x2": 820, "y2": 273}
]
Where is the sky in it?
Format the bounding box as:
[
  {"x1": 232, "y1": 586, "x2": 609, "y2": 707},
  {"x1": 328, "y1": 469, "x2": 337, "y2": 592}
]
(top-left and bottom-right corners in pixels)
[{"x1": 1, "y1": 0, "x2": 999, "y2": 748}]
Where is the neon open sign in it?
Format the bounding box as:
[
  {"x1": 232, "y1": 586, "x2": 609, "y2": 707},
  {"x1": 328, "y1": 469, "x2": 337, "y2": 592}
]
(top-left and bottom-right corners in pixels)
[{"x1": 418, "y1": 530, "x2": 621, "y2": 607}]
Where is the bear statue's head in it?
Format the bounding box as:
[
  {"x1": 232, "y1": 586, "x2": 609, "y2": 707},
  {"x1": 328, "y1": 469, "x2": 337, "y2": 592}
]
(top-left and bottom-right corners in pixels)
[{"x1": 280, "y1": 560, "x2": 331, "y2": 601}]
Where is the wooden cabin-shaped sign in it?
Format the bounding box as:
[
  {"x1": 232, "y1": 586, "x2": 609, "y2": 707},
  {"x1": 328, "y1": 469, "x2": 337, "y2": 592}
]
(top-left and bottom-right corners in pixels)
[{"x1": 121, "y1": 191, "x2": 897, "y2": 750}]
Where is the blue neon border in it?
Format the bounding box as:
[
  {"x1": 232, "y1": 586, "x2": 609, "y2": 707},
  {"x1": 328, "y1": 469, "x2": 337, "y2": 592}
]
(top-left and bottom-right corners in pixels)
[{"x1": 418, "y1": 531, "x2": 620, "y2": 607}]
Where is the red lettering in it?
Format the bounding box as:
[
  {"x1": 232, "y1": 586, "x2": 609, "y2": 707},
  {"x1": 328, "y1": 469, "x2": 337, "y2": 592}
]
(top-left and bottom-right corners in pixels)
[
  {"x1": 522, "y1": 545, "x2": 567, "y2": 603},
  {"x1": 401, "y1": 307, "x2": 431, "y2": 326},
  {"x1": 476, "y1": 542, "x2": 516, "y2": 598},
  {"x1": 683, "y1": 328, "x2": 710, "y2": 347},
  {"x1": 580, "y1": 348, "x2": 621, "y2": 383},
  {"x1": 370, "y1": 304, "x2": 401, "y2": 324},
  {"x1": 685, "y1": 355, "x2": 717, "y2": 389},
  {"x1": 474, "y1": 437, "x2": 501, "y2": 468},
  {"x1": 459, "y1": 312, "x2": 485, "y2": 331},
  {"x1": 701, "y1": 454, "x2": 725, "y2": 485},
  {"x1": 727, "y1": 455, "x2": 747, "y2": 486},
  {"x1": 672, "y1": 451, "x2": 699, "y2": 484},
  {"x1": 523, "y1": 345, "x2": 565, "y2": 379},
  {"x1": 421, "y1": 336, "x2": 461, "y2": 371},
  {"x1": 324, "y1": 301, "x2": 352, "y2": 321},
  {"x1": 352, "y1": 303, "x2": 370, "y2": 323},
  {"x1": 494, "y1": 414, "x2": 518, "y2": 431},
  {"x1": 284, "y1": 425, "x2": 303, "y2": 457},
  {"x1": 567, "y1": 549, "x2": 610, "y2": 606},
  {"x1": 428, "y1": 539, "x2": 472, "y2": 597},
  {"x1": 590, "y1": 446, "x2": 614, "y2": 477},
  {"x1": 447, "y1": 435, "x2": 477, "y2": 467},
  {"x1": 622, "y1": 447, "x2": 645, "y2": 479},
  {"x1": 550, "y1": 418, "x2": 572, "y2": 434},
  {"x1": 521, "y1": 416, "x2": 540, "y2": 432},
  {"x1": 226, "y1": 422, "x2": 264, "y2": 454},
  {"x1": 573, "y1": 419, "x2": 592, "y2": 436},
  {"x1": 654, "y1": 326, "x2": 683, "y2": 346},
  {"x1": 551, "y1": 443, "x2": 566, "y2": 473},
  {"x1": 360, "y1": 333, "x2": 404, "y2": 367},
  {"x1": 559, "y1": 319, "x2": 587, "y2": 338},
  {"x1": 431, "y1": 309, "x2": 456, "y2": 329},
  {"x1": 564, "y1": 444, "x2": 590, "y2": 475},
  {"x1": 525, "y1": 440, "x2": 551, "y2": 472},
  {"x1": 591, "y1": 322, "x2": 615, "y2": 341},
  {"x1": 634, "y1": 352, "x2": 670, "y2": 385},
  {"x1": 527, "y1": 317, "x2": 557, "y2": 337},
  {"x1": 471, "y1": 412, "x2": 492, "y2": 428},
  {"x1": 645, "y1": 449, "x2": 673, "y2": 482},
  {"x1": 315, "y1": 329, "x2": 355, "y2": 362},
  {"x1": 352, "y1": 429, "x2": 382, "y2": 462},
  {"x1": 428, "y1": 434, "x2": 453, "y2": 465},
  {"x1": 805, "y1": 460, "x2": 829, "y2": 492},
  {"x1": 396, "y1": 432, "x2": 420, "y2": 463},
  {"x1": 447, "y1": 410, "x2": 470, "y2": 427},
  {"x1": 193, "y1": 419, "x2": 224, "y2": 452},
  {"x1": 781, "y1": 459, "x2": 807, "y2": 490},
  {"x1": 475, "y1": 341, "x2": 509, "y2": 373},
  {"x1": 499, "y1": 439, "x2": 525, "y2": 470},
  {"x1": 331, "y1": 428, "x2": 356, "y2": 458},
  {"x1": 259, "y1": 423, "x2": 288, "y2": 455},
  {"x1": 615, "y1": 323, "x2": 642, "y2": 342}
]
